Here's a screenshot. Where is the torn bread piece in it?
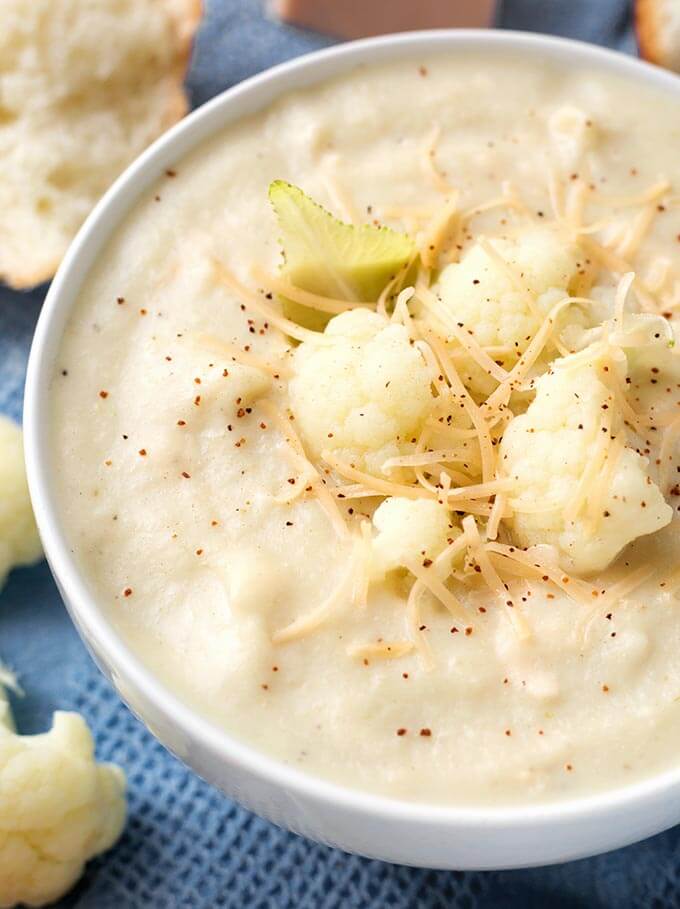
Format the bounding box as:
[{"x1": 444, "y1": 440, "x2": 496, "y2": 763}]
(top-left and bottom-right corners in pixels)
[
  {"x1": 637, "y1": 0, "x2": 680, "y2": 72},
  {"x1": 0, "y1": 0, "x2": 201, "y2": 289}
]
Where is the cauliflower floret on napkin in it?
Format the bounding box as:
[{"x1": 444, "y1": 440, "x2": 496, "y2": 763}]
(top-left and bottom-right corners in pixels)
[
  {"x1": 499, "y1": 347, "x2": 672, "y2": 574},
  {"x1": 0, "y1": 417, "x2": 42, "y2": 591},
  {"x1": 0, "y1": 705, "x2": 126, "y2": 908},
  {"x1": 288, "y1": 309, "x2": 435, "y2": 475}
]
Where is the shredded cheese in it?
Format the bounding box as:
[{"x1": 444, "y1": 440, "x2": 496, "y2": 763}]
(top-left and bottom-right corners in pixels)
[
  {"x1": 485, "y1": 542, "x2": 599, "y2": 606},
  {"x1": 418, "y1": 195, "x2": 460, "y2": 268},
  {"x1": 414, "y1": 284, "x2": 509, "y2": 383},
  {"x1": 424, "y1": 333, "x2": 496, "y2": 482},
  {"x1": 273, "y1": 546, "x2": 360, "y2": 644},
  {"x1": 251, "y1": 265, "x2": 374, "y2": 314},
  {"x1": 212, "y1": 257, "x2": 331, "y2": 344},
  {"x1": 463, "y1": 516, "x2": 531, "y2": 639},
  {"x1": 194, "y1": 332, "x2": 289, "y2": 378},
  {"x1": 260, "y1": 401, "x2": 349, "y2": 539},
  {"x1": 347, "y1": 640, "x2": 415, "y2": 661},
  {"x1": 658, "y1": 414, "x2": 680, "y2": 491},
  {"x1": 404, "y1": 559, "x2": 469, "y2": 624},
  {"x1": 482, "y1": 296, "x2": 587, "y2": 414},
  {"x1": 422, "y1": 124, "x2": 455, "y2": 196},
  {"x1": 406, "y1": 580, "x2": 435, "y2": 670}
]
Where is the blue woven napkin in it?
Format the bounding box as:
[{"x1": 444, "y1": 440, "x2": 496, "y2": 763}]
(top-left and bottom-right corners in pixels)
[{"x1": 3, "y1": 1, "x2": 679, "y2": 906}]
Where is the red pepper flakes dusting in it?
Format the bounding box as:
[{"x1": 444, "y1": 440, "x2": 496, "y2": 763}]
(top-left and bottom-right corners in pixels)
[
  {"x1": 237, "y1": 408, "x2": 246, "y2": 418},
  {"x1": 196, "y1": 549, "x2": 203, "y2": 556},
  {"x1": 287, "y1": 477, "x2": 296, "y2": 485},
  {"x1": 123, "y1": 588, "x2": 133, "y2": 597},
  {"x1": 104, "y1": 459, "x2": 112, "y2": 466},
  {"x1": 259, "y1": 422, "x2": 267, "y2": 429},
  {"x1": 396, "y1": 728, "x2": 407, "y2": 736},
  {"x1": 418, "y1": 65, "x2": 428, "y2": 77},
  {"x1": 139, "y1": 308, "x2": 147, "y2": 316},
  {"x1": 465, "y1": 626, "x2": 473, "y2": 636},
  {"x1": 261, "y1": 683, "x2": 269, "y2": 691},
  {"x1": 422, "y1": 558, "x2": 433, "y2": 568},
  {"x1": 181, "y1": 471, "x2": 191, "y2": 479},
  {"x1": 194, "y1": 395, "x2": 201, "y2": 406},
  {"x1": 402, "y1": 672, "x2": 409, "y2": 679},
  {"x1": 222, "y1": 368, "x2": 229, "y2": 377},
  {"x1": 450, "y1": 626, "x2": 459, "y2": 634},
  {"x1": 99, "y1": 390, "x2": 109, "y2": 399},
  {"x1": 138, "y1": 449, "x2": 147, "y2": 457},
  {"x1": 165, "y1": 168, "x2": 177, "y2": 178},
  {"x1": 419, "y1": 728, "x2": 432, "y2": 737},
  {"x1": 505, "y1": 729, "x2": 512, "y2": 736},
  {"x1": 235, "y1": 437, "x2": 246, "y2": 447},
  {"x1": 116, "y1": 296, "x2": 125, "y2": 305},
  {"x1": 177, "y1": 420, "x2": 186, "y2": 426},
  {"x1": 602, "y1": 684, "x2": 609, "y2": 692},
  {"x1": 565, "y1": 763, "x2": 573, "y2": 771},
  {"x1": 194, "y1": 377, "x2": 201, "y2": 385}
]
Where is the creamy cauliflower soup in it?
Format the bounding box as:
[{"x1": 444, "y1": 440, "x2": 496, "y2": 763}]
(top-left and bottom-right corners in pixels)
[{"x1": 51, "y1": 53, "x2": 680, "y2": 805}]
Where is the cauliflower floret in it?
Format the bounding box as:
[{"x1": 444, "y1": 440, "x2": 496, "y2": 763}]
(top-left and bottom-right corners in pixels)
[
  {"x1": 0, "y1": 700, "x2": 126, "y2": 908},
  {"x1": 614, "y1": 313, "x2": 680, "y2": 416},
  {"x1": 500, "y1": 347, "x2": 672, "y2": 574},
  {"x1": 434, "y1": 226, "x2": 582, "y2": 353},
  {"x1": 0, "y1": 417, "x2": 42, "y2": 590},
  {"x1": 371, "y1": 497, "x2": 455, "y2": 577},
  {"x1": 288, "y1": 309, "x2": 435, "y2": 475},
  {"x1": 548, "y1": 105, "x2": 596, "y2": 168}
]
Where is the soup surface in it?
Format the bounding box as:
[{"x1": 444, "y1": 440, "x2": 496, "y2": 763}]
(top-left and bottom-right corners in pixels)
[{"x1": 51, "y1": 52, "x2": 680, "y2": 805}]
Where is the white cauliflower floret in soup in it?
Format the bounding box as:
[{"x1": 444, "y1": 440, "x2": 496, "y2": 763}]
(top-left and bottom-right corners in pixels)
[
  {"x1": 435, "y1": 226, "x2": 582, "y2": 351},
  {"x1": 0, "y1": 706, "x2": 126, "y2": 908},
  {"x1": 371, "y1": 497, "x2": 455, "y2": 577},
  {"x1": 0, "y1": 416, "x2": 42, "y2": 590},
  {"x1": 288, "y1": 309, "x2": 435, "y2": 475},
  {"x1": 500, "y1": 347, "x2": 672, "y2": 574},
  {"x1": 615, "y1": 313, "x2": 680, "y2": 416}
]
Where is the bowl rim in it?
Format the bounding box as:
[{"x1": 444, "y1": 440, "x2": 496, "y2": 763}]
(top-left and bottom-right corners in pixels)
[{"x1": 23, "y1": 27, "x2": 680, "y2": 831}]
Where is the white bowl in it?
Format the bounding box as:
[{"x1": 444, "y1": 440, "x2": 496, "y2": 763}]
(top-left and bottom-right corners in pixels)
[{"x1": 23, "y1": 30, "x2": 680, "y2": 870}]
